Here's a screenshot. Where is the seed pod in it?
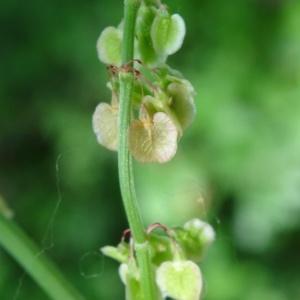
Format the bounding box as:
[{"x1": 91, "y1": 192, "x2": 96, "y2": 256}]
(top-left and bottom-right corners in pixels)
[
  {"x1": 168, "y1": 80, "x2": 196, "y2": 130},
  {"x1": 96, "y1": 26, "x2": 122, "y2": 66},
  {"x1": 92, "y1": 102, "x2": 118, "y2": 151},
  {"x1": 151, "y1": 12, "x2": 186, "y2": 56},
  {"x1": 156, "y1": 260, "x2": 203, "y2": 300},
  {"x1": 129, "y1": 112, "x2": 178, "y2": 163},
  {"x1": 136, "y1": 5, "x2": 167, "y2": 66}
]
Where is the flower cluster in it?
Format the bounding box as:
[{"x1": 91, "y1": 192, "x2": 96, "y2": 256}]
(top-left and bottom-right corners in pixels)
[
  {"x1": 102, "y1": 219, "x2": 215, "y2": 300},
  {"x1": 92, "y1": 1, "x2": 196, "y2": 163}
]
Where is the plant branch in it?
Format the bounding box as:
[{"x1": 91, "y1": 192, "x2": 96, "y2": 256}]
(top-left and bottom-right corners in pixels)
[
  {"x1": 118, "y1": 0, "x2": 157, "y2": 299},
  {"x1": 0, "y1": 214, "x2": 84, "y2": 300}
]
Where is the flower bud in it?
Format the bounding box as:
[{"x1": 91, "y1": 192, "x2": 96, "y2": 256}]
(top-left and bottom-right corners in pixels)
[
  {"x1": 96, "y1": 26, "x2": 122, "y2": 66},
  {"x1": 156, "y1": 260, "x2": 203, "y2": 300},
  {"x1": 151, "y1": 12, "x2": 186, "y2": 56},
  {"x1": 175, "y1": 219, "x2": 215, "y2": 262},
  {"x1": 101, "y1": 242, "x2": 130, "y2": 263},
  {"x1": 184, "y1": 219, "x2": 215, "y2": 246}
]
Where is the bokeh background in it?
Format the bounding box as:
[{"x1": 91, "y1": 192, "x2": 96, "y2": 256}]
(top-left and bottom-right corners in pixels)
[{"x1": 1, "y1": 0, "x2": 300, "y2": 299}]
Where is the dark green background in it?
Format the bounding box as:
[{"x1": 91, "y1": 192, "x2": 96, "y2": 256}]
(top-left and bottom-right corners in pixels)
[{"x1": 1, "y1": 0, "x2": 300, "y2": 299}]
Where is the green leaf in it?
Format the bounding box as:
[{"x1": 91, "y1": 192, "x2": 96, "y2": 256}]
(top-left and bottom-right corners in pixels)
[
  {"x1": 151, "y1": 13, "x2": 186, "y2": 56},
  {"x1": 156, "y1": 260, "x2": 202, "y2": 300},
  {"x1": 96, "y1": 26, "x2": 122, "y2": 66}
]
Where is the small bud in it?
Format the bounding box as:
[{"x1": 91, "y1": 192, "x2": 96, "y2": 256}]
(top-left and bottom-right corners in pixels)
[
  {"x1": 129, "y1": 112, "x2": 178, "y2": 163},
  {"x1": 184, "y1": 219, "x2": 215, "y2": 246},
  {"x1": 151, "y1": 12, "x2": 186, "y2": 56},
  {"x1": 92, "y1": 101, "x2": 118, "y2": 151},
  {"x1": 175, "y1": 219, "x2": 215, "y2": 262},
  {"x1": 167, "y1": 80, "x2": 196, "y2": 130},
  {"x1": 96, "y1": 26, "x2": 122, "y2": 66},
  {"x1": 101, "y1": 243, "x2": 129, "y2": 263},
  {"x1": 156, "y1": 260, "x2": 203, "y2": 300}
]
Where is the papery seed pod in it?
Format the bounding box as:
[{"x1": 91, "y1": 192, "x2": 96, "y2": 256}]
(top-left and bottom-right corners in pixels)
[
  {"x1": 167, "y1": 80, "x2": 196, "y2": 130},
  {"x1": 142, "y1": 93, "x2": 184, "y2": 136},
  {"x1": 92, "y1": 101, "x2": 118, "y2": 151},
  {"x1": 151, "y1": 12, "x2": 186, "y2": 56},
  {"x1": 129, "y1": 112, "x2": 177, "y2": 163},
  {"x1": 156, "y1": 260, "x2": 203, "y2": 300},
  {"x1": 96, "y1": 27, "x2": 122, "y2": 66}
]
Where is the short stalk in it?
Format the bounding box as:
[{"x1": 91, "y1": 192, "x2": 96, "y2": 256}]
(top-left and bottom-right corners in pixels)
[{"x1": 118, "y1": 0, "x2": 157, "y2": 299}]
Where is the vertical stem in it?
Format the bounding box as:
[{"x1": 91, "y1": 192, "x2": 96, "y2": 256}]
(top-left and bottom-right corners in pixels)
[{"x1": 118, "y1": 0, "x2": 157, "y2": 299}]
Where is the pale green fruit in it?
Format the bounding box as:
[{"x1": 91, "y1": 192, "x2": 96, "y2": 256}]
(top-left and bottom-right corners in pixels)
[
  {"x1": 167, "y1": 81, "x2": 196, "y2": 130},
  {"x1": 136, "y1": 5, "x2": 167, "y2": 66},
  {"x1": 151, "y1": 13, "x2": 186, "y2": 56},
  {"x1": 129, "y1": 112, "x2": 178, "y2": 163},
  {"x1": 174, "y1": 219, "x2": 215, "y2": 262},
  {"x1": 92, "y1": 102, "x2": 118, "y2": 151},
  {"x1": 156, "y1": 260, "x2": 202, "y2": 300},
  {"x1": 96, "y1": 27, "x2": 122, "y2": 66}
]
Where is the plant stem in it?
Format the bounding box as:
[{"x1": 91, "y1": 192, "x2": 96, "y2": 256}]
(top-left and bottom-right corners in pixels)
[
  {"x1": 118, "y1": 0, "x2": 157, "y2": 299},
  {"x1": 0, "y1": 214, "x2": 84, "y2": 300}
]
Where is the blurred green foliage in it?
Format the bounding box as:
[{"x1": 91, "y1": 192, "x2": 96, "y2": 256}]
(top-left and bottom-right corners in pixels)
[{"x1": 1, "y1": 0, "x2": 300, "y2": 299}]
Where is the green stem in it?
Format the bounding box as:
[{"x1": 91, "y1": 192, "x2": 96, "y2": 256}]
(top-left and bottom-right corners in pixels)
[
  {"x1": 118, "y1": 0, "x2": 157, "y2": 299},
  {"x1": 0, "y1": 214, "x2": 84, "y2": 300}
]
